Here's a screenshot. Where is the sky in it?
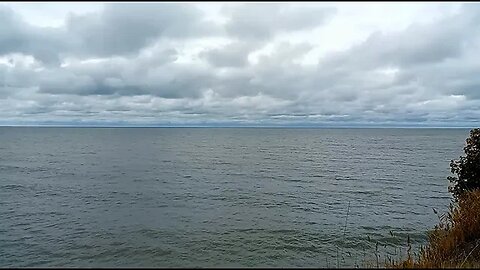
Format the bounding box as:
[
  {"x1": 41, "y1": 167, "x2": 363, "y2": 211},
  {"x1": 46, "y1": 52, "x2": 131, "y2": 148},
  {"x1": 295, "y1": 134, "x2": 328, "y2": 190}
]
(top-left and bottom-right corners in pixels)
[{"x1": 0, "y1": 1, "x2": 479, "y2": 127}]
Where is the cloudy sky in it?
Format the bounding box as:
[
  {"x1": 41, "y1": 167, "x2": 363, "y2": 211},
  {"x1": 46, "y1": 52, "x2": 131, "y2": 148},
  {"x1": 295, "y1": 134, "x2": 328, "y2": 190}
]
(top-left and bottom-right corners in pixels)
[{"x1": 0, "y1": 2, "x2": 479, "y2": 127}]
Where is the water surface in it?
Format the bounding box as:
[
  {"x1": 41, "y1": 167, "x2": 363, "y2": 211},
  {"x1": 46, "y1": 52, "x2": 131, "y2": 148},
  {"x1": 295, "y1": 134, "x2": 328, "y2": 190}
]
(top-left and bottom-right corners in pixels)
[{"x1": 0, "y1": 127, "x2": 469, "y2": 267}]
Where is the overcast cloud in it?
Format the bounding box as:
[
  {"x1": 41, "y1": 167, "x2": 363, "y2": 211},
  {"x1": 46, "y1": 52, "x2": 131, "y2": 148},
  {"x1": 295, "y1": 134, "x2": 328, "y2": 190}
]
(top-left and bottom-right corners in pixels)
[{"x1": 0, "y1": 2, "x2": 478, "y2": 127}]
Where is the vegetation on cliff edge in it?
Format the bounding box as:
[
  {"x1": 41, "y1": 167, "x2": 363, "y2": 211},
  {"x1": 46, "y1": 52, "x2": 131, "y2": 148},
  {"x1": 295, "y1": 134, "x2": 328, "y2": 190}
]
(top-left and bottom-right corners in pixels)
[{"x1": 391, "y1": 128, "x2": 480, "y2": 268}]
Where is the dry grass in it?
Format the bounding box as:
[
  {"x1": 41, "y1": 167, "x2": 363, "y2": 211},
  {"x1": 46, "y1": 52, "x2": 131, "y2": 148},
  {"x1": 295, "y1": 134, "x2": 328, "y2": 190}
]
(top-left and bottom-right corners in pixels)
[{"x1": 390, "y1": 189, "x2": 480, "y2": 268}]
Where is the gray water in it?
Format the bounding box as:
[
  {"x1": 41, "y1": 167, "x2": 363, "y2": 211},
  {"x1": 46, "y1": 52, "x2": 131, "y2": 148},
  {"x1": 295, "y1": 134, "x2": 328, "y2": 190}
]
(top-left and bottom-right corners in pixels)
[{"x1": 0, "y1": 127, "x2": 470, "y2": 267}]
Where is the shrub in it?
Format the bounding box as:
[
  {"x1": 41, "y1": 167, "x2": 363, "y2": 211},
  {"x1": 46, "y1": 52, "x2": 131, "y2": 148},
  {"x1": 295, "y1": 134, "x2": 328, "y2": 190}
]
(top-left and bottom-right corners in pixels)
[
  {"x1": 389, "y1": 129, "x2": 480, "y2": 268},
  {"x1": 448, "y1": 128, "x2": 480, "y2": 200}
]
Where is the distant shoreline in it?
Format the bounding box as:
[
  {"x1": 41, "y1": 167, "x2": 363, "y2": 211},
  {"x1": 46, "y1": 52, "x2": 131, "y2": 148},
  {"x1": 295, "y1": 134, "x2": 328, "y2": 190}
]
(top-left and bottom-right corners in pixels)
[{"x1": 0, "y1": 125, "x2": 475, "y2": 129}]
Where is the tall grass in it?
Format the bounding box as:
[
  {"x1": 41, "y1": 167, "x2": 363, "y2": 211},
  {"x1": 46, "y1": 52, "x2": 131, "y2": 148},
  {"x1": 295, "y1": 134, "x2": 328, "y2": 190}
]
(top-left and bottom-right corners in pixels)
[{"x1": 390, "y1": 188, "x2": 480, "y2": 268}]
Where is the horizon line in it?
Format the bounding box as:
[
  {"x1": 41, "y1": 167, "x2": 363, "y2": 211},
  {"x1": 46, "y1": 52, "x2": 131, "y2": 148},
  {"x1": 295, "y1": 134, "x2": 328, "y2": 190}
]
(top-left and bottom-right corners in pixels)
[{"x1": 0, "y1": 124, "x2": 476, "y2": 129}]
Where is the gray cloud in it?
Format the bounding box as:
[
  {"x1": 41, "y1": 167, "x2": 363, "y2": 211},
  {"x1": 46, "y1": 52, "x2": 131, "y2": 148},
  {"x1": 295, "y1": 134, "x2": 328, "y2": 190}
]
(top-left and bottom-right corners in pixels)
[
  {"x1": 200, "y1": 41, "x2": 255, "y2": 68},
  {"x1": 0, "y1": 6, "x2": 68, "y2": 64},
  {"x1": 223, "y1": 3, "x2": 336, "y2": 40},
  {"x1": 66, "y1": 3, "x2": 220, "y2": 57},
  {"x1": 0, "y1": 3, "x2": 479, "y2": 126},
  {"x1": 0, "y1": 3, "x2": 220, "y2": 64}
]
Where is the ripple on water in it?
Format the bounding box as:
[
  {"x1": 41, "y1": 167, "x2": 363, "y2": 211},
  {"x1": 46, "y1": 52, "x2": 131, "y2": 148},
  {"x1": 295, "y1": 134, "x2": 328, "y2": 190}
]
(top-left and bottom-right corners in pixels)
[{"x1": 0, "y1": 127, "x2": 465, "y2": 267}]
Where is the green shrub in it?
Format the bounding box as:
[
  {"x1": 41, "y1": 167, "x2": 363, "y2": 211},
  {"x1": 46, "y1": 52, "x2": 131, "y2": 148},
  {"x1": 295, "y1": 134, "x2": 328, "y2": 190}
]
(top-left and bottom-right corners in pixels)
[{"x1": 448, "y1": 128, "x2": 480, "y2": 200}]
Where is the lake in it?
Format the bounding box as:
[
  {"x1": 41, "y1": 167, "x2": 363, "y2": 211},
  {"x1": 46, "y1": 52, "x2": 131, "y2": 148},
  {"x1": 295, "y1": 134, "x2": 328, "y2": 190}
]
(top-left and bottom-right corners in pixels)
[{"x1": 0, "y1": 127, "x2": 469, "y2": 267}]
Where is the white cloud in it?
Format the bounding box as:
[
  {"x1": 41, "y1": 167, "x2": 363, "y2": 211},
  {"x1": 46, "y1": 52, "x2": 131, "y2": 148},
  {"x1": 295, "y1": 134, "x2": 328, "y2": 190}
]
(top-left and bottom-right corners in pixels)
[{"x1": 0, "y1": 2, "x2": 478, "y2": 127}]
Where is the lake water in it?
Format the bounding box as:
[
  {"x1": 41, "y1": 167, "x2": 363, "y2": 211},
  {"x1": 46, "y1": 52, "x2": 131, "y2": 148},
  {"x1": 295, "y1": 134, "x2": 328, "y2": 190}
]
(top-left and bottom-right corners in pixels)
[{"x1": 0, "y1": 127, "x2": 470, "y2": 267}]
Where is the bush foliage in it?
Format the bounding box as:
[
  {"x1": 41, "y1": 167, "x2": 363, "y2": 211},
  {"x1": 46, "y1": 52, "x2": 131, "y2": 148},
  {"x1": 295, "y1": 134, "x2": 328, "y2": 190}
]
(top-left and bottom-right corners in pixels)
[
  {"x1": 448, "y1": 128, "x2": 480, "y2": 199},
  {"x1": 391, "y1": 128, "x2": 480, "y2": 268}
]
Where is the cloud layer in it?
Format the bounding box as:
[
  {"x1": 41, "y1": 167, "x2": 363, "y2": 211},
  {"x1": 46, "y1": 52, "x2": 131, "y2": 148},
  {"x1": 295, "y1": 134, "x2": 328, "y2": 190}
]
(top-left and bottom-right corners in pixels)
[{"x1": 0, "y1": 2, "x2": 479, "y2": 126}]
